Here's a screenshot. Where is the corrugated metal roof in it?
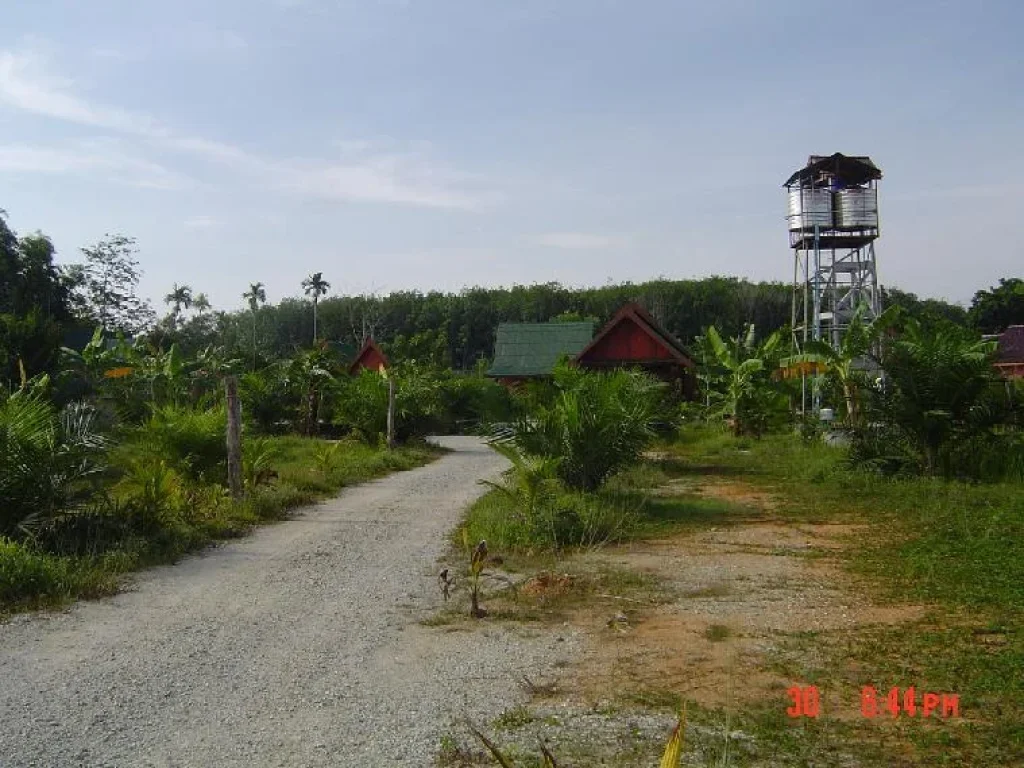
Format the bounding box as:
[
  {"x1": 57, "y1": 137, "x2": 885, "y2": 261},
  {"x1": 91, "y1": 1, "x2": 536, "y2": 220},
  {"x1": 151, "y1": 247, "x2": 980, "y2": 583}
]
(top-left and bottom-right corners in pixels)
[{"x1": 486, "y1": 322, "x2": 595, "y2": 378}]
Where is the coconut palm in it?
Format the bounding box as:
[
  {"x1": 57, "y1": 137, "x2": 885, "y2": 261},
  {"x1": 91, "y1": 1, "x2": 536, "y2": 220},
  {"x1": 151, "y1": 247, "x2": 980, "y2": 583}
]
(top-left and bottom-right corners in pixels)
[
  {"x1": 302, "y1": 272, "x2": 331, "y2": 344},
  {"x1": 192, "y1": 292, "x2": 211, "y2": 315},
  {"x1": 163, "y1": 286, "x2": 193, "y2": 327},
  {"x1": 242, "y1": 282, "x2": 267, "y2": 371}
]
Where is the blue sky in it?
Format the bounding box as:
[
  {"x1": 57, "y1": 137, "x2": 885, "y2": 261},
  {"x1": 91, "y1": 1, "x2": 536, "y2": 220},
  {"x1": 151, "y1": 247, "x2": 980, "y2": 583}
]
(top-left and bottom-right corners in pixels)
[{"x1": 2, "y1": 0, "x2": 1022, "y2": 312}]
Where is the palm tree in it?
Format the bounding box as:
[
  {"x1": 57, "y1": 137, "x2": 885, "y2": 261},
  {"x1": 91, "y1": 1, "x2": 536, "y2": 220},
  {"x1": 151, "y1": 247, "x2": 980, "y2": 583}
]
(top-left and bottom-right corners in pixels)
[
  {"x1": 874, "y1": 319, "x2": 999, "y2": 475},
  {"x1": 163, "y1": 283, "x2": 193, "y2": 327},
  {"x1": 192, "y1": 293, "x2": 211, "y2": 315},
  {"x1": 242, "y1": 282, "x2": 267, "y2": 370},
  {"x1": 302, "y1": 272, "x2": 331, "y2": 344}
]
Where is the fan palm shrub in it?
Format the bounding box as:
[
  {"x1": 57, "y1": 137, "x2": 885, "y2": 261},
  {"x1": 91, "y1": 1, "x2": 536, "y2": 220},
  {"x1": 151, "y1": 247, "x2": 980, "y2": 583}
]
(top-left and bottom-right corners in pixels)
[
  {"x1": 0, "y1": 381, "x2": 108, "y2": 538},
  {"x1": 511, "y1": 365, "x2": 661, "y2": 492},
  {"x1": 853, "y1": 319, "x2": 1019, "y2": 478}
]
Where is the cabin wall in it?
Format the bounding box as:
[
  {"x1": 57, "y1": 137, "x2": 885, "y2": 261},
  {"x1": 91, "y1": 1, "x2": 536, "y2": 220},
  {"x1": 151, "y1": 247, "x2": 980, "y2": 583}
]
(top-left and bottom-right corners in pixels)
[{"x1": 581, "y1": 319, "x2": 675, "y2": 362}]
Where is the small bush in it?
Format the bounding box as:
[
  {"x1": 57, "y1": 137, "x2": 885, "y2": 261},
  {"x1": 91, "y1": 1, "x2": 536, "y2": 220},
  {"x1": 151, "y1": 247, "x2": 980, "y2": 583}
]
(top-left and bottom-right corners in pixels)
[
  {"x1": 145, "y1": 404, "x2": 226, "y2": 479},
  {"x1": 511, "y1": 365, "x2": 663, "y2": 491}
]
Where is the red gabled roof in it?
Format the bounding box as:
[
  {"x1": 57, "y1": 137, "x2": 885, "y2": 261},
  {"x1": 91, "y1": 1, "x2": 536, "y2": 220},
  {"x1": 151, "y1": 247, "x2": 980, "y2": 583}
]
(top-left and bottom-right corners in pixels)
[
  {"x1": 347, "y1": 337, "x2": 389, "y2": 375},
  {"x1": 575, "y1": 302, "x2": 695, "y2": 368}
]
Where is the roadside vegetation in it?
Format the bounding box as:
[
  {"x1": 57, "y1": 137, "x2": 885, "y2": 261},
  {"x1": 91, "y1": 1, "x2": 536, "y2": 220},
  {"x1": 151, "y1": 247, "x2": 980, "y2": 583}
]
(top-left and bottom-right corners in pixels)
[{"x1": 440, "y1": 308, "x2": 1022, "y2": 766}]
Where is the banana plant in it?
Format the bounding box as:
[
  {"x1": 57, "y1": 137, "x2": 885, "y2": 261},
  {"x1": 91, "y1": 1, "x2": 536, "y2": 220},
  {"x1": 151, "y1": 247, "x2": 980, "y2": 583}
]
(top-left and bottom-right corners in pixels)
[
  {"x1": 700, "y1": 324, "x2": 784, "y2": 435},
  {"x1": 778, "y1": 304, "x2": 900, "y2": 426}
]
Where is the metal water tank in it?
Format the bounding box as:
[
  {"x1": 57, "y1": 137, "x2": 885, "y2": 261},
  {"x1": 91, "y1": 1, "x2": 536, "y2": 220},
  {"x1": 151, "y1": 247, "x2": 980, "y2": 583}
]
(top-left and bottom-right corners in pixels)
[
  {"x1": 833, "y1": 187, "x2": 878, "y2": 229},
  {"x1": 787, "y1": 188, "x2": 832, "y2": 231}
]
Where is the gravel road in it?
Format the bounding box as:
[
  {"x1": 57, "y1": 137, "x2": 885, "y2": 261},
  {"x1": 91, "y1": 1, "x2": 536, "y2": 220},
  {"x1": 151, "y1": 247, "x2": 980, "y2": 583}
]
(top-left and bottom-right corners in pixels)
[{"x1": 0, "y1": 437, "x2": 578, "y2": 767}]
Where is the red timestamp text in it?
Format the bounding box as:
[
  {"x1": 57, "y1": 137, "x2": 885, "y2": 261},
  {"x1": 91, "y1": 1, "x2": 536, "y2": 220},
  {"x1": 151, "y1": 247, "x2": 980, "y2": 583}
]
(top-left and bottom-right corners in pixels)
[
  {"x1": 785, "y1": 685, "x2": 961, "y2": 719},
  {"x1": 861, "y1": 686, "x2": 960, "y2": 719}
]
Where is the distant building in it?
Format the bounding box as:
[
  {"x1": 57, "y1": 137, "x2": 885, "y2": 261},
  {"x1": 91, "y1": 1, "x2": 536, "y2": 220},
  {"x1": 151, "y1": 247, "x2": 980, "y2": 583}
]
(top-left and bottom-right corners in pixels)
[
  {"x1": 486, "y1": 302, "x2": 697, "y2": 397},
  {"x1": 348, "y1": 337, "x2": 389, "y2": 375},
  {"x1": 993, "y1": 325, "x2": 1024, "y2": 379},
  {"x1": 486, "y1": 321, "x2": 595, "y2": 385}
]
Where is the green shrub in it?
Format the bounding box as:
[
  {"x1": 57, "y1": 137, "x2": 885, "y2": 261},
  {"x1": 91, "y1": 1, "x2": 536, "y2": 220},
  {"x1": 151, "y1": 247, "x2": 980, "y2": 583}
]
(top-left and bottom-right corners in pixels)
[
  {"x1": 131, "y1": 404, "x2": 226, "y2": 481},
  {"x1": 853, "y1": 320, "x2": 1022, "y2": 480},
  {"x1": 0, "y1": 384, "x2": 107, "y2": 538},
  {"x1": 511, "y1": 365, "x2": 662, "y2": 491},
  {"x1": 436, "y1": 372, "x2": 514, "y2": 433},
  {"x1": 239, "y1": 368, "x2": 291, "y2": 434},
  {"x1": 333, "y1": 364, "x2": 442, "y2": 442}
]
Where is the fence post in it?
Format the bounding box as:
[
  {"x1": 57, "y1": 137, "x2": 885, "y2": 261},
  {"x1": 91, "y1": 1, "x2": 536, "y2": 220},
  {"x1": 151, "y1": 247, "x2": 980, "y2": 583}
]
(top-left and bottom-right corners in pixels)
[
  {"x1": 386, "y1": 377, "x2": 396, "y2": 450},
  {"x1": 225, "y1": 375, "x2": 243, "y2": 500}
]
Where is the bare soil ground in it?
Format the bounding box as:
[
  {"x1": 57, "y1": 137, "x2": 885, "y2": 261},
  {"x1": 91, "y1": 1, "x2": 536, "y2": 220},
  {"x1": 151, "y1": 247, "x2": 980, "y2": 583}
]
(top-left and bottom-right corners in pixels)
[{"x1": 444, "y1": 476, "x2": 932, "y2": 765}]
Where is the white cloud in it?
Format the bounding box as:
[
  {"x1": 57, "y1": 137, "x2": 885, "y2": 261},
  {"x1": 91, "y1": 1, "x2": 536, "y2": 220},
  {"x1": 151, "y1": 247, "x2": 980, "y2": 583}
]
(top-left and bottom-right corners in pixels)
[
  {"x1": 534, "y1": 232, "x2": 623, "y2": 249},
  {"x1": 0, "y1": 49, "x2": 165, "y2": 135},
  {"x1": 0, "y1": 141, "x2": 188, "y2": 189},
  {"x1": 0, "y1": 45, "x2": 490, "y2": 210}
]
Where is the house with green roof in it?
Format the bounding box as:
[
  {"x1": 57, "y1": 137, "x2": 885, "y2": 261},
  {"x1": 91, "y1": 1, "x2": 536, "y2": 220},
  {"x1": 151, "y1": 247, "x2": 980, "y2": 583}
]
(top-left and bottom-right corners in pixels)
[
  {"x1": 486, "y1": 321, "x2": 594, "y2": 383},
  {"x1": 486, "y1": 302, "x2": 697, "y2": 397}
]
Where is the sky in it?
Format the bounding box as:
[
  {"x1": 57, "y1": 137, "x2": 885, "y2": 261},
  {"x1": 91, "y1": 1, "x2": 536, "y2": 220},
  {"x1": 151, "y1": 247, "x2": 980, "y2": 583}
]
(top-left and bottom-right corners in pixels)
[{"x1": 1, "y1": 0, "x2": 1022, "y2": 313}]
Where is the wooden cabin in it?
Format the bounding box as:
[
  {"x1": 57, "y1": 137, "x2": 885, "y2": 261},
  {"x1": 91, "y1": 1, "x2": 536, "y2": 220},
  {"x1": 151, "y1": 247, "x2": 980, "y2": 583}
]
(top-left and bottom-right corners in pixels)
[
  {"x1": 576, "y1": 303, "x2": 697, "y2": 397},
  {"x1": 348, "y1": 337, "x2": 389, "y2": 375},
  {"x1": 486, "y1": 321, "x2": 594, "y2": 386},
  {"x1": 993, "y1": 325, "x2": 1024, "y2": 379},
  {"x1": 486, "y1": 303, "x2": 697, "y2": 397}
]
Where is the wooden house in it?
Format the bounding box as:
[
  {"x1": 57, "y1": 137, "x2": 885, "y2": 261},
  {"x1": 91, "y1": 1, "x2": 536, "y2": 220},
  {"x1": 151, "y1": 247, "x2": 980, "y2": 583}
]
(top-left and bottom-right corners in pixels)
[
  {"x1": 486, "y1": 303, "x2": 697, "y2": 397},
  {"x1": 993, "y1": 325, "x2": 1024, "y2": 379},
  {"x1": 348, "y1": 337, "x2": 389, "y2": 375},
  {"x1": 576, "y1": 303, "x2": 696, "y2": 397},
  {"x1": 486, "y1": 321, "x2": 595, "y2": 385}
]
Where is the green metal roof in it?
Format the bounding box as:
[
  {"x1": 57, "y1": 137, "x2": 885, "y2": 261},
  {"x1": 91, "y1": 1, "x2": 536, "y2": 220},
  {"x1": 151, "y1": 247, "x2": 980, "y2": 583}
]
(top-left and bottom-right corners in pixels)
[{"x1": 487, "y1": 321, "x2": 595, "y2": 378}]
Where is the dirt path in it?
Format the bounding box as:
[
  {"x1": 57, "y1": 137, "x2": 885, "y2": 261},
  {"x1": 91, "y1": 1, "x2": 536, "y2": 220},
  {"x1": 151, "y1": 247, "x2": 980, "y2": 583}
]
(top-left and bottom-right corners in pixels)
[
  {"x1": 567, "y1": 478, "x2": 921, "y2": 714},
  {"x1": 0, "y1": 437, "x2": 577, "y2": 768}
]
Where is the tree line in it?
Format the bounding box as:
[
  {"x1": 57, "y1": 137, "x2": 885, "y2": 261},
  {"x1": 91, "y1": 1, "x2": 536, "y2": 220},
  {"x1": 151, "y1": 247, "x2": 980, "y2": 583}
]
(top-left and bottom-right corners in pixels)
[{"x1": 2, "y1": 210, "x2": 1021, "y2": 389}]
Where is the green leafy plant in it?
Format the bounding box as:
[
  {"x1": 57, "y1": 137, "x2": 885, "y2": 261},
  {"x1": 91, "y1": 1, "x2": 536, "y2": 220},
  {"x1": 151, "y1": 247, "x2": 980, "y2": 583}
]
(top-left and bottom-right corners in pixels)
[
  {"x1": 313, "y1": 441, "x2": 341, "y2": 475},
  {"x1": 855, "y1": 319, "x2": 1010, "y2": 477},
  {"x1": 114, "y1": 456, "x2": 182, "y2": 529},
  {"x1": 129, "y1": 404, "x2": 226, "y2": 481},
  {"x1": 697, "y1": 324, "x2": 788, "y2": 437},
  {"x1": 779, "y1": 304, "x2": 900, "y2": 426},
  {"x1": 479, "y1": 443, "x2": 561, "y2": 529},
  {"x1": 0, "y1": 381, "x2": 107, "y2": 538},
  {"x1": 243, "y1": 437, "x2": 278, "y2": 491},
  {"x1": 511, "y1": 365, "x2": 662, "y2": 491}
]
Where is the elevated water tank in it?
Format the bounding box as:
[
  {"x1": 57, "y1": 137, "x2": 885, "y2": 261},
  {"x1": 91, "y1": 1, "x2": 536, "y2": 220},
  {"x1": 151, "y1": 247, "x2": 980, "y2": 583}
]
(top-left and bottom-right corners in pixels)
[
  {"x1": 787, "y1": 188, "x2": 832, "y2": 231},
  {"x1": 833, "y1": 187, "x2": 878, "y2": 229}
]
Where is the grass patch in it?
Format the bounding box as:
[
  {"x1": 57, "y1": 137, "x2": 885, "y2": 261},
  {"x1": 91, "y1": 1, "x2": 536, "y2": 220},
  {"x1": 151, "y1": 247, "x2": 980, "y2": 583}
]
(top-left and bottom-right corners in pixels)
[
  {"x1": 704, "y1": 623, "x2": 732, "y2": 642},
  {"x1": 493, "y1": 705, "x2": 535, "y2": 730},
  {"x1": 660, "y1": 425, "x2": 1024, "y2": 765},
  {"x1": 459, "y1": 456, "x2": 747, "y2": 557},
  {"x1": 1, "y1": 438, "x2": 441, "y2": 616}
]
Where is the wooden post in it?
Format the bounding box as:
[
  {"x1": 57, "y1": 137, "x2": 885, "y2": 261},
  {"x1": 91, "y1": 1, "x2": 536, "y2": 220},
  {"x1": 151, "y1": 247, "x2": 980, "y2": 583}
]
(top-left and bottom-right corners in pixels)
[
  {"x1": 225, "y1": 375, "x2": 243, "y2": 500},
  {"x1": 386, "y1": 377, "x2": 396, "y2": 450}
]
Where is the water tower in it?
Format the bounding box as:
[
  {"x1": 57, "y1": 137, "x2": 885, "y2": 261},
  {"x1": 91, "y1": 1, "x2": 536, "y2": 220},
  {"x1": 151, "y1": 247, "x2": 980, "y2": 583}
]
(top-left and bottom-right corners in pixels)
[{"x1": 784, "y1": 153, "x2": 882, "y2": 354}]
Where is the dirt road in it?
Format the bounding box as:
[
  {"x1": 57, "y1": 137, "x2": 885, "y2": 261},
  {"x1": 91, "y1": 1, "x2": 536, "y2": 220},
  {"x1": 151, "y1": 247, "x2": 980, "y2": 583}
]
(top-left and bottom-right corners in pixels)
[{"x1": 0, "y1": 437, "x2": 574, "y2": 767}]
